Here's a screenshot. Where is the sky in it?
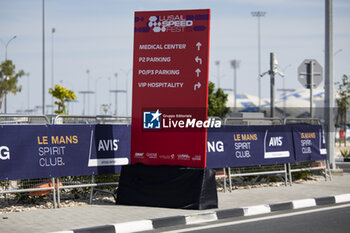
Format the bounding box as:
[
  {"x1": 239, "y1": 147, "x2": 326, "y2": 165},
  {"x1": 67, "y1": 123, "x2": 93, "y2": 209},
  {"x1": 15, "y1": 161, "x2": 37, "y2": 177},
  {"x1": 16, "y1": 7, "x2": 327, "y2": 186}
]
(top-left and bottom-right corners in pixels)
[{"x1": 0, "y1": 0, "x2": 349, "y2": 116}]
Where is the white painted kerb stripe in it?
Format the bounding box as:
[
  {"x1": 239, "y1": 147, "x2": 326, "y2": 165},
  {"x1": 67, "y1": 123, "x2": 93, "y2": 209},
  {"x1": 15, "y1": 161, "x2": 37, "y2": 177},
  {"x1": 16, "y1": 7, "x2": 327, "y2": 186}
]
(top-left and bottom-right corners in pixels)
[
  {"x1": 335, "y1": 194, "x2": 350, "y2": 203},
  {"x1": 292, "y1": 199, "x2": 316, "y2": 209},
  {"x1": 244, "y1": 205, "x2": 271, "y2": 216},
  {"x1": 185, "y1": 212, "x2": 217, "y2": 225},
  {"x1": 114, "y1": 220, "x2": 153, "y2": 233},
  {"x1": 163, "y1": 203, "x2": 350, "y2": 233}
]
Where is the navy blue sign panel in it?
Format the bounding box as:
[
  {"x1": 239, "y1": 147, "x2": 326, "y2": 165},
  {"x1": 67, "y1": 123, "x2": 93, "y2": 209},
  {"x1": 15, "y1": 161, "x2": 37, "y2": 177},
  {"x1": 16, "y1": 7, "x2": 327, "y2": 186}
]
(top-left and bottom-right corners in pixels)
[
  {"x1": 291, "y1": 124, "x2": 327, "y2": 162},
  {"x1": 207, "y1": 125, "x2": 295, "y2": 168},
  {"x1": 0, "y1": 124, "x2": 131, "y2": 181}
]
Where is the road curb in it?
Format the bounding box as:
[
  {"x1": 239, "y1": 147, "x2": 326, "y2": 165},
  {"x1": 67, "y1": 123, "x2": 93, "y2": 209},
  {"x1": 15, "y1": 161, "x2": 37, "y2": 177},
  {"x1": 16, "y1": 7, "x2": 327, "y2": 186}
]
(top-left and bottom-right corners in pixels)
[{"x1": 52, "y1": 193, "x2": 350, "y2": 233}]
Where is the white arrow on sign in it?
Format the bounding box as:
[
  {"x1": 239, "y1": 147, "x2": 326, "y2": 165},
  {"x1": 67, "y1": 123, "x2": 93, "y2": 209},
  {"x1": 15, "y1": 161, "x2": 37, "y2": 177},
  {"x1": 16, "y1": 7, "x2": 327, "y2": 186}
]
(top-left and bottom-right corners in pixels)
[
  {"x1": 195, "y1": 56, "x2": 202, "y2": 64},
  {"x1": 195, "y1": 68, "x2": 201, "y2": 77},
  {"x1": 196, "y1": 42, "x2": 202, "y2": 51},
  {"x1": 194, "y1": 82, "x2": 201, "y2": 91}
]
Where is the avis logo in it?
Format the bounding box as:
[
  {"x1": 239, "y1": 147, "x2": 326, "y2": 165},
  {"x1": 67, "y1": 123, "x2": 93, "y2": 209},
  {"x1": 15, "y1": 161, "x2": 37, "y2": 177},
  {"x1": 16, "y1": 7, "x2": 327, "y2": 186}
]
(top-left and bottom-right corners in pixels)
[
  {"x1": 143, "y1": 110, "x2": 162, "y2": 129},
  {"x1": 0, "y1": 146, "x2": 10, "y2": 160},
  {"x1": 269, "y1": 137, "x2": 283, "y2": 146}
]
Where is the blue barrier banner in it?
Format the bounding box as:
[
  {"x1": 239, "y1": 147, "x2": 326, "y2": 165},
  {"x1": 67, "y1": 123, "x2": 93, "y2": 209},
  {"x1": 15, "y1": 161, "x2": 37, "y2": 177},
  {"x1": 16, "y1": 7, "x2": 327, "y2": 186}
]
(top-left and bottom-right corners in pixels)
[
  {"x1": 207, "y1": 125, "x2": 295, "y2": 168},
  {"x1": 0, "y1": 123, "x2": 327, "y2": 180},
  {"x1": 0, "y1": 124, "x2": 131, "y2": 181},
  {"x1": 291, "y1": 124, "x2": 327, "y2": 162}
]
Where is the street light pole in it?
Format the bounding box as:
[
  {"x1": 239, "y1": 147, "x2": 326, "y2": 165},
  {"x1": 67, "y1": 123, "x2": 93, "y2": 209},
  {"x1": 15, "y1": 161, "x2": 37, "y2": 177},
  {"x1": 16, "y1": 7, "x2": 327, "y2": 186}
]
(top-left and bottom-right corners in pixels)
[
  {"x1": 79, "y1": 90, "x2": 94, "y2": 115},
  {"x1": 1, "y1": 35, "x2": 17, "y2": 61},
  {"x1": 215, "y1": 61, "x2": 220, "y2": 88},
  {"x1": 251, "y1": 11, "x2": 266, "y2": 108},
  {"x1": 26, "y1": 73, "x2": 30, "y2": 110},
  {"x1": 121, "y1": 68, "x2": 132, "y2": 116},
  {"x1": 1, "y1": 35, "x2": 17, "y2": 113},
  {"x1": 325, "y1": 0, "x2": 335, "y2": 169},
  {"x1": 260, "y1": 52, "x2": 285, "y2": 118},
  {"x1": 121, "y1": 69, "x2": 131, "y2": 116},
  {"x1": 231, "y1": 60, "x2": 240, "y2": 111},
  {"x1": 42, "y1": 0, "x2": 46, "y2": 115},
  {"x1": 86, "y1": 69, "x2": 90, "y2": 115},
  {"x1": 94, "y1": 77, "x2": 102, "y2": 115},
  {"x1": 270, "y1": 53, "x2": 275, "y2": 117},
  {"x1": 280, "y1": 64, "x2": 291, "y2": 116},
  {"x1": 114, "y1": 73, "x2": 118, "y2": 115},
  {"x1": 51, "y1": 28, "x2": 55, "y2": 114},
  {"x1": 110, "y1": 90, "x2": 127, "y2": 116}
]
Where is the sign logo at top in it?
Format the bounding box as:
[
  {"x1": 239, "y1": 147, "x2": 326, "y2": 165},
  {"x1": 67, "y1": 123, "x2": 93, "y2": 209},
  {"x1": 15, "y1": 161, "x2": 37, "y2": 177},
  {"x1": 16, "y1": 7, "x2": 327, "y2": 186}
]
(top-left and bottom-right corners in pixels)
[
  {"x1": 134, "y1": 12, "x2": 209, "y2": 33},
  {"x1": 148, "y1": 15, "x2": 193, "y2": 33}
]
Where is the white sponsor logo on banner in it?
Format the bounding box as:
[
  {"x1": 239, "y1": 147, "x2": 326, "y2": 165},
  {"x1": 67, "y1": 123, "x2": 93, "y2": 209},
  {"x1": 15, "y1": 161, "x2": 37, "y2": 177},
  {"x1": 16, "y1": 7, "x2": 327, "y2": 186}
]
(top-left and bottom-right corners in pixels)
[{"x1": 0, "y1": 146, "x2": 10, "y2": 160}]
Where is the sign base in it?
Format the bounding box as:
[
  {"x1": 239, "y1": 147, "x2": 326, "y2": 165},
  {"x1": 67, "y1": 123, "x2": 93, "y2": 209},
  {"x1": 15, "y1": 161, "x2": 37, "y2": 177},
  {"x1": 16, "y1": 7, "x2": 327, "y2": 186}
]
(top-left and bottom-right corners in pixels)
[{"x1": 116, "y1": 163, "x2": 218, "y2": 210}]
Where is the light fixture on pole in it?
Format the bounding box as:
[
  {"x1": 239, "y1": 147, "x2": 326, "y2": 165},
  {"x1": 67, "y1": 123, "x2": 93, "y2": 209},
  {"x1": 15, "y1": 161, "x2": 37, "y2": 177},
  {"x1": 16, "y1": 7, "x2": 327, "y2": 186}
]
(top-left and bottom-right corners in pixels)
[
  {"x1": 51, "y1": 28, "x2": 55, "y2": 114},
  {"x1": 230, "y1": 60, "x2": 240, "y2": 111},
  {"x1": 0, "y1": 35, "x2": 17, "y2": 61},
  {"x1": 260, "y1": 52, "x2": 284, "y2": 117},
  {"x1": 251, "y1": 11, "x2": 266, "y2": 108}
]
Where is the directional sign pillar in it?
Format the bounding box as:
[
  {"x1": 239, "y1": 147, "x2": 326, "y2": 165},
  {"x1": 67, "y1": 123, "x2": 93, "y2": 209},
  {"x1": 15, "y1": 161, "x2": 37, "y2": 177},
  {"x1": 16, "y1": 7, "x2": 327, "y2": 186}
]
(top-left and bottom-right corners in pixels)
[
  {"x1": 118, "y1": 10, "x2": 218, "y2": 210},
  {"x1": 131, "y1": 9, "x2": 211, "y2": 168}
]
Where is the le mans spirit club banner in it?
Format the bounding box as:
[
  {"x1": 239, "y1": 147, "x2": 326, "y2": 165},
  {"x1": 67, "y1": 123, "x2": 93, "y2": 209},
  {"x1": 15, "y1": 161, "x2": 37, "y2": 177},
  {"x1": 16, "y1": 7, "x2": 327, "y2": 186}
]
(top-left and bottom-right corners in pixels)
[
  {"x1": 131, "y1": 9, "x2": 211, "y2": 168},
  {"x1": 0, "y1": 125, "x2": 131, "y2": 181}
]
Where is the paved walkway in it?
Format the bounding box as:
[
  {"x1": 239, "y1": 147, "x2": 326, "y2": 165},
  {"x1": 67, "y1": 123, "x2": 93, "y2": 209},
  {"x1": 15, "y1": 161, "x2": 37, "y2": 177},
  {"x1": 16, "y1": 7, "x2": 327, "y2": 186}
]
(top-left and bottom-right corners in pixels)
[{"x1": 1, "y1": 173, "x2": 349, "y2": 233}]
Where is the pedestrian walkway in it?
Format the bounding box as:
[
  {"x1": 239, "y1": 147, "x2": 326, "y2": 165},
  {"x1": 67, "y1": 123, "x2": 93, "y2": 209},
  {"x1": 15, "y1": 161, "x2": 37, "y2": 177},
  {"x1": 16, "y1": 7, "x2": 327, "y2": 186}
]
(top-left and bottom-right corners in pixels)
[{"x1": 1, "y1": 173, "x2": 350, "y2": 233}]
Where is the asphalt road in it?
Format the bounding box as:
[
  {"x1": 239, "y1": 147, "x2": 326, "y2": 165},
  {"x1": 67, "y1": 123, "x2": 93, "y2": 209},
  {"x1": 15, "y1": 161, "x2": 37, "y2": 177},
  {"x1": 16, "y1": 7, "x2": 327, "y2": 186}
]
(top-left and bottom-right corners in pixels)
[
  {"x1": 148, "y1": 204, "x2": 350, "y2": 233},
  {"x1": 337, "y1": 162, "x2": 350, "y2": 173}
]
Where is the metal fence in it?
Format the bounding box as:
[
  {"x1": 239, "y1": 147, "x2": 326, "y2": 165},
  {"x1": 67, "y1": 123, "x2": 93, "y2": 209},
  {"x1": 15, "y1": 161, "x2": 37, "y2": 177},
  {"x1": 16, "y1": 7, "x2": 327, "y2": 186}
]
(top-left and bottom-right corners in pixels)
[
  {"x1": 284, "y1": 118, "x2": 332, "y2": 185},
  {"x1": 0, "y1": 115, "x2": 50, "y2": 124},
  {"x1": 52, "y1": 115, "x2": 130, "y2": 207},
  {"x1": 0, "y1": 115, "x2": 127, "y2": 209},
  {"x1": 56, "y1": 174, "x2": 119, "y2": 207},
  {"x1": 217, "y1": 116, "x2": 331, "y2": 192},
  {"x1": 53, "y1": 115, "x2": 131, "y2": 125},
  {"x1": 0, "y1": 114, "x2": 332, "y2": 208}
]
